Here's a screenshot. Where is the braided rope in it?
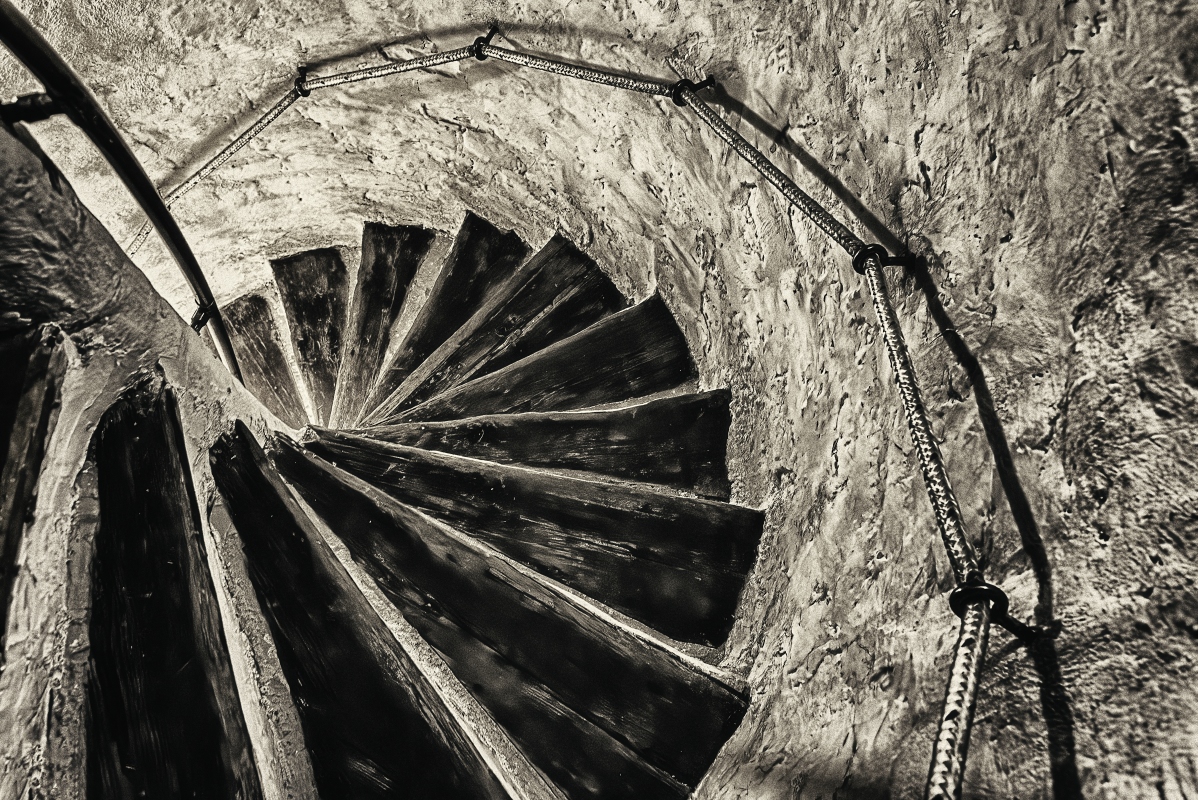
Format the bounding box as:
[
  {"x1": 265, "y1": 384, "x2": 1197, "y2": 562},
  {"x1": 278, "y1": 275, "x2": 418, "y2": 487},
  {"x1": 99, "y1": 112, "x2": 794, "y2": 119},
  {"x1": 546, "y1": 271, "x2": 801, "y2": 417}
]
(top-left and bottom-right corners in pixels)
[
  {"x1": 678, "y1": 89, "x2": 864, "y2": 257},
  {"x1": 127, "y1": 47, "x2": 474, "y2": 255},
  {"x1": 926, "y1": 601, "x2": 991, "y2": 799},
  {"x1": 302, "y1": 46, "x2": 474, "y2": 91},
  {"x1": 477, "y1": 44, "x2": 674, "y2": 96},
  {"x1": 128, "y1": 88, "x2": 302, "y2": 254},
  {"x1": 676, "y1": 87, "x2": 990, "y2": 798},
  {"x1": 860, "y1": 258, "x2": 980, "y2": 582}
]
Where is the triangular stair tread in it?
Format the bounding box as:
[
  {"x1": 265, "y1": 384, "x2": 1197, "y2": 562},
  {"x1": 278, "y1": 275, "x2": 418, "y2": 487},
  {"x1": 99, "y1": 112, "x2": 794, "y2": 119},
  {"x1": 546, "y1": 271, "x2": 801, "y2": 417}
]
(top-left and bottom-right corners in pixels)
[
  {"x1": 388, "y1": 294, "x2": 697, "y2": 424},
  {"x1": 270, "y1": 436, "x2": 749, "y2": 792},
  {"x1": 329, "y1": 222, "x2": 436, "y2": 427},
  {"x1": 209, "y1": 421, "x2": 537, "y2": 800},
  {"x1": 362, "y1": 213, "x2": 530, "y2": 419},
  {"x1": 271, "y1": 247, "x2": 350, "y2": 425},
  {"x1": 362, "y1": 234, "x2": 625, "y2": 425},
  {"x1": 355, "y1": 389, "x2": 734, "y2": 500},
  {"x1": 222, "y1": 293, "x2": 308, "y2": 428},
  {"x1": 296, "y1": 427, "x2": 762, "y2": 646},
  {"x1": 88, "y1": 379, "x2": 262, "y2": 799}
]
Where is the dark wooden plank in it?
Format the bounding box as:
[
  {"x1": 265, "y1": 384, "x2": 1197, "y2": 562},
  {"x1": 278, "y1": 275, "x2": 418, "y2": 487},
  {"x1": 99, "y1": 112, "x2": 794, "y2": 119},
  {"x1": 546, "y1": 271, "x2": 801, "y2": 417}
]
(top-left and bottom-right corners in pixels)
[
  {"x1": 87, "y1": 378, "x2": 263, "y2": 800},
  {"x1": 0, "y1": 325, "x2": 64, "y2": 660},
  {"x1": 271, "y1": 436, "x2": 749, "y2": 790},
  {"x1": 301, "y1": 428, "x2": 761, "y2": 645},
  {"x1": 390, "y1": 294, "x2": 697, "y2": 424},
  {"x1": 222, "y1": 293, "x2": 309, "y2": 428},
  {"x1": 405, "y1": 604, "x2": 689, "y2": 800},
  {"x1": 271, "y1": 247, "x2": 349, "y2": 425},
  {"x1": 363, "y1": 235, "x2": 625, "y2": 425},
  {"x1": 330, "y1": 223, "x2": 436, "y2": 427},
  {"x1": 209, "y1": 421, "x2": 514, "y2": 800},
  {"x1": 361, "y1": 213, "x2": 530, "y2": 420},
  {"x1": 358, "y1": 389, "x2": 733, "y2": 499}
]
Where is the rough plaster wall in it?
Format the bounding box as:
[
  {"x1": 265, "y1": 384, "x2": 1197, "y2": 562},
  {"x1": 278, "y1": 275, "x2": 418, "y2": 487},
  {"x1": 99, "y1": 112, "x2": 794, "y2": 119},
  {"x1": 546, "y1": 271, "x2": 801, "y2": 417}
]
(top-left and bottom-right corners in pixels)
[{"x1": 1, "y1": 0, "x2": 1196, "y2": 798}]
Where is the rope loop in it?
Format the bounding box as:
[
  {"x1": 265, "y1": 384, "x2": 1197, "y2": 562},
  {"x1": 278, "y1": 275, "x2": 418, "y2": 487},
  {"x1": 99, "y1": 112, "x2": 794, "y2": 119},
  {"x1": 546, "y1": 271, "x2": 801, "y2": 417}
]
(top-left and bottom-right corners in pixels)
[
  {"x1": 295, "y1": 66, "x2": 311, "y2": 97},
  {"x1": 949, "y1": 578, "x2": 1039, "y2": 641},
  {"x1": 948, "y1": 579, "x2": 1009, "y2": 621},
  {"x1": 670, "y1": 76, "x2": 714, "y2": 106},
  {"x1": 190, "y1": 300, "x2": 216, "y2": 331},
  {"x1": 474, "y1": 26, "x2": 498, "y2": 60},
  {"x1": 852, "y1": 243, "x2": 889, "y2": 275}
]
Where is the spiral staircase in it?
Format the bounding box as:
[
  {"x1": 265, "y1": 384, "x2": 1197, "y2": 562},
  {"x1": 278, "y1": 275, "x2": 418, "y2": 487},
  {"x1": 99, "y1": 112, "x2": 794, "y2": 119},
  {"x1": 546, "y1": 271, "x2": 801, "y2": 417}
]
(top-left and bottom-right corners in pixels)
[{"x1": 0, "y1": 210, "x2": 766, "y2": 799}]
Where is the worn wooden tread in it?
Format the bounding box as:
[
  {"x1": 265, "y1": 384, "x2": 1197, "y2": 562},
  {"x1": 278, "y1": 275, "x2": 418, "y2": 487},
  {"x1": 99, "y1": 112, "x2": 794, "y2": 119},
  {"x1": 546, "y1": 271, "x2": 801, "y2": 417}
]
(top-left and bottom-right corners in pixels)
[
  {"x1": 88, "y1": 378, "x2": 262, "y2": 800},
  {"x1": 362, "y1": 213, "x2": 530, "y2": 419},
  {"x1": 330, "y1": 222, "x2": 436, "y2": 427},
  {"x1": 0, "y1": 324, "x2": 64, "y2": 661},
  {"x1": 210, "y1": 421, "x2": 528, "y2": 800},
  {"x1": 222, "y1": 293, "x2": 308, "y2": 428},
  {"x1": 271, "y1": 432, "x2": 750, "y2": 793},
  {"x1": 389, "y1": 294, "x2": 697, "y2": 424},
  {"x1": 355, "y1": 389, "x2": 733, "y2": 499},
  {"x1": 362, "y1": 234, "x2": 625, "y2": 426},
  {"x1": 271, "y1": 247, "x2": 350, "y2": 425}
]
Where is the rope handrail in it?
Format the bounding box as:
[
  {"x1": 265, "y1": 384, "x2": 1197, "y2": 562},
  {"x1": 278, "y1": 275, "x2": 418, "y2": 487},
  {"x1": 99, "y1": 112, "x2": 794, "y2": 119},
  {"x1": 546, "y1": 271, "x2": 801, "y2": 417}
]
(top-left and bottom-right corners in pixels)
[{"x1": 28, "y1": 24, "x2": 1037, "y2": 800}]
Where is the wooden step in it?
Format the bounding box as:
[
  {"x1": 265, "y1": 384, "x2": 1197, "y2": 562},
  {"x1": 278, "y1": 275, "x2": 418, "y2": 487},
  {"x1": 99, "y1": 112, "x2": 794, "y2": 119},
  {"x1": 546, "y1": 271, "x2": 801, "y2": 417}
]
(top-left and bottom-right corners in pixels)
[
  {"x1": 388, "y1": 294, "x2": 696, "y2": 424},
  {"x1": 210, "y1": 421, "x2": 540, "y2": 800},
  {"x1": 87, "y1": 377, "x2": 263, "y2": 799},
  {"x1": 222, "y1": 293, "x2": 308, "y2": 427},
  {"x1": 0, "y1": 324, "x2": 65, "y2": 659},
  {"x1": 297, "y1": 427, "x2": 761, "y2": 645},
  {"x1": 271, "y1": 435, "x2": 750, "y2": 797},
  {"x1": 356, "y1": 389, "x2": 734, "y2": 500},
  {"x1": 329, "y1": 223, "x2": 436, "y2": 427},
  {"x1": 271, "y1": 247, "x2": 350, "y2": 425},
  {"x1": 361, "y1": 213, "x2": 530, "y2": 420},
  {"x1": 362, "y1": 235, "x2": 625, "y2": 425}
]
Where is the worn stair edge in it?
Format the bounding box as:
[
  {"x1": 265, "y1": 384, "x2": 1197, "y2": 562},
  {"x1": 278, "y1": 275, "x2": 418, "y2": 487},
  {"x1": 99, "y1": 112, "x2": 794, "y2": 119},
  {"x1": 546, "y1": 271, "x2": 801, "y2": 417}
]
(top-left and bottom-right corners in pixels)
[
  {"x1": 329, "y1": 223, "x2": 436, "y2": 428},
  {"x1": 286, "y1": 486, "x2": 568, "y2": 800},
  {"x1": 389, "y1": 294, "x2": 697, "y2": 424},
  {"x1": 222, "y1": 293, "x2": 309, "y2": 428},
  {"x1": 301, "y1": 426, "x2": 762, "y2": 645},
  {"x1": 361, "y1": 213, "x2": 531, "y2": 420},
  {"x1": 271, "y1": 435, "x2": 750, "y2": 785},
  {"x1": 88, "y1": 378, "x2": 263, "y2": 800},
  {"x1": 0, "y1": 325, "x2": 65, "y2": 663},
  {"x1": 361, "y1": 235, "x2": 625, "y2": 426},
  {"x1": 271, "y1": 247, "x2": 350, "y2": 426},
  {"x1": 354, "y1": 389, "x2": 733, "y2": 500},
  {"x1": 210, "y1": 421, "x2": 534, "y2": 800}
]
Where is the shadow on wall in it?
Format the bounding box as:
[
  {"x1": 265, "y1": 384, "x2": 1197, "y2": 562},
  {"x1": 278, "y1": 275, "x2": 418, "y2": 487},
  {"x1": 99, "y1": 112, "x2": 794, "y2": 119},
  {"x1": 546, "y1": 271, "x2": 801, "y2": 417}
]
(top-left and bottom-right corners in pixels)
[{"x1": 706, "y1": 81, "x2": 1083, "y2": 800}]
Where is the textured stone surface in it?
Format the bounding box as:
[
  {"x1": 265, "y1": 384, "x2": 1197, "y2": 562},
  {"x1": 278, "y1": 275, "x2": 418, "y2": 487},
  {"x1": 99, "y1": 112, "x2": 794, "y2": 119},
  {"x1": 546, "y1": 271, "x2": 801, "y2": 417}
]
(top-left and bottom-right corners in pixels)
[{"x1": 2, "y1": 0, "x2": 1197, "y2": 797}]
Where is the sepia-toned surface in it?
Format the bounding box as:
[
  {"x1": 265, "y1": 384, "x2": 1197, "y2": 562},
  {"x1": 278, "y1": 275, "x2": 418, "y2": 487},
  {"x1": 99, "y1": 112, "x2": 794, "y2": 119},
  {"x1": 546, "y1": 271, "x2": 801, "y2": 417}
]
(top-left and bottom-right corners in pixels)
[{"x1": 2, "y1": 0, "x2": 1197, "y2": 796}]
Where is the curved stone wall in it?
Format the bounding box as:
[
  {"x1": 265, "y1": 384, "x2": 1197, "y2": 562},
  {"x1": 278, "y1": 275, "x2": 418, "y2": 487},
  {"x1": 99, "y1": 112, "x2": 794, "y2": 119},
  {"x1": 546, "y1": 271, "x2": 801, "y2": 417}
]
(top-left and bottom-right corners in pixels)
[{"x1": 2, "y1": 1, "x2": 1196, "y2": 796}]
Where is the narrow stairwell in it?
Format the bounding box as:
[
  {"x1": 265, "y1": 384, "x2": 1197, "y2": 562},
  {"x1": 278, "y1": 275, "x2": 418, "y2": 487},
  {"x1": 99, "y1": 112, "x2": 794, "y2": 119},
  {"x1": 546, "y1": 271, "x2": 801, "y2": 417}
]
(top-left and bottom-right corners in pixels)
[{"x1": 11, "y1": 210, "x2": 764, "y2": 799}]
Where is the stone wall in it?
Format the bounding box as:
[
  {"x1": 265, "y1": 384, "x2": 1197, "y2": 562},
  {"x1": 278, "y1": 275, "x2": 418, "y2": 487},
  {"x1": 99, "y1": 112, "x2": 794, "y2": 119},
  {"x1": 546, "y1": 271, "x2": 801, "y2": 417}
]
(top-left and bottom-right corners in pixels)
[{"x1": 2, "y1": 0, "x2": 1196, "y2": 796}]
